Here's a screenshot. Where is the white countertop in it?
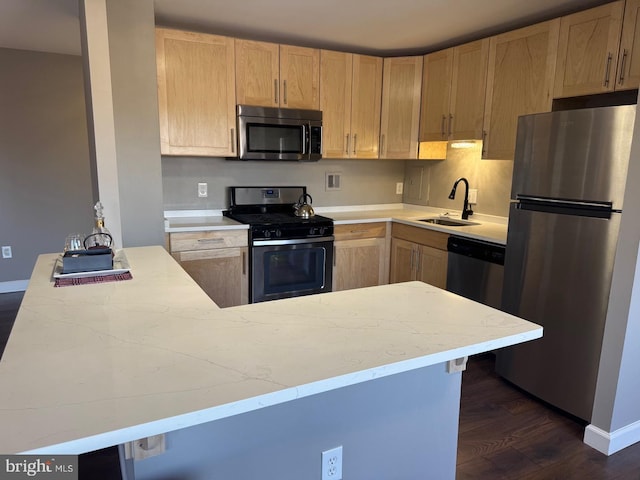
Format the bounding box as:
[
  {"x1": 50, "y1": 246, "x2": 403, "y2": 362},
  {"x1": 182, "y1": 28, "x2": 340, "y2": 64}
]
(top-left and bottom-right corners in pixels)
[
  {"x1": 164, "y1": 204, "x2": 509, "y2": 244},
  {"x1": 0, "y1": 246, "x2": 540, "y2": 454}
]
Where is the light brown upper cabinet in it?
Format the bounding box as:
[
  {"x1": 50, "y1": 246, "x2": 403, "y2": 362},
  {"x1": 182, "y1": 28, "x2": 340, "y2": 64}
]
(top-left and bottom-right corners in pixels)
[
  {"x1": 380, "y1": 56, "x2": 423, "y2": 159},
  {"x1": 156, "y1": 29, "x2": 237, "y2": 156},
  {"x1": 320, "y1": 51, "x2": 383, "y2": 158},
  {"x1": 236, "y1": 40, "x2": 320, "y2": 109},
  {"x1": 420, "y1": 39, "x2": 490, "y2": 142},
  {"x1": 616, "y1": 0, "x2": 640, "y2": 89},
  {"x1": 554, "y1": 1, "x2": 625, "y2": 97},
  {"x1": 483, "y1": 20, "x2": 560, "y2": 160}
]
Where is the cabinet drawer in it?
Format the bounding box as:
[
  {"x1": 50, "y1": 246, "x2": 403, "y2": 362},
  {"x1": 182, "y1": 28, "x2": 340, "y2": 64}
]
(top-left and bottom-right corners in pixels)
[
  {"x1": 169, "y1": 230, "x2": 248, "y2": 252},
  {"x1": 334, "y1": 222, "x2": 387, "y2": 241},
  {"x1": 391, "y1": 223, "x2": 448, "y2": 250}
]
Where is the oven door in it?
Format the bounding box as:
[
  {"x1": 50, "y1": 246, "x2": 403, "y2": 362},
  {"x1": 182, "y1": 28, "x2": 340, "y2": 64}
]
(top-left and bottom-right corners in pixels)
[{"x1": 251, "y1": 237, "x2": 334, "y2": 303}]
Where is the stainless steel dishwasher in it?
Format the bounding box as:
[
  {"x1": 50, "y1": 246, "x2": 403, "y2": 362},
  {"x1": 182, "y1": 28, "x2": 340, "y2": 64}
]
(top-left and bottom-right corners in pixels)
[{"x1": 446, "y1": 236, "x2": 505, "y2": 310}]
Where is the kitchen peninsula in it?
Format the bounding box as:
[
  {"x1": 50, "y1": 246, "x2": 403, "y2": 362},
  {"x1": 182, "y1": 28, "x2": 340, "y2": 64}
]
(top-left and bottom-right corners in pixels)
[{"x1": 0, "y1": 246, "x2": 541, "y2": 479}]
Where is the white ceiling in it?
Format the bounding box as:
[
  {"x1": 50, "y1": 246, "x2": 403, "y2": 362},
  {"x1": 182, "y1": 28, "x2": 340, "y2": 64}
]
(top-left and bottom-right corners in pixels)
[{"x1": 0, "y1": 0, "x2": 611, "y2": 57}]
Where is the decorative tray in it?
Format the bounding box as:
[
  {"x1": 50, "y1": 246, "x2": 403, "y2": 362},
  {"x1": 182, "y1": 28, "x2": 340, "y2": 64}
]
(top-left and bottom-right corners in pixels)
[{"x1": 53, "y1": 250, "x2": 130, "y2": 279}]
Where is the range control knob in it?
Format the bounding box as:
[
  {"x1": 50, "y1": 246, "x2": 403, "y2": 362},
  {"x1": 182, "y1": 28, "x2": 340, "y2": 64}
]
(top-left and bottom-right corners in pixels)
[
  {"x1": 309, "y1": 227, "x2": 317, "y2": 236},
  {"x1": 275, "y1": 229, "x2": 282, "y2": 238},
  {"x1": 264, "y1": 230, "x2": 271, "y2": 238},
  {"x1": 319, "y1": 227, "x2": 326, "y2": 236}
]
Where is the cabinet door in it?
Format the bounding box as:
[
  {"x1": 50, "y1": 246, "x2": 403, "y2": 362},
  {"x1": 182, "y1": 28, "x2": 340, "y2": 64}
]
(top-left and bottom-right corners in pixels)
[
  {"x1": 483, "y1": 20, "x2": 560, "y2": 160},
  {"x1": 420, "y1": 48, "x2": 453, "y2": 141},
  {"x1": 320, "y1": 50, "x2": 353, "y2": 158},
  {"x1": 450, "y1": 39, "x2": 490, "y2": 141},
  {"x1": 333, "y1": 238, "x2": 387, "y2": 291},
  {"x1": 173, "y1": 247, "x2": 248, "y2": 308},
  {"x1": 389, "y1": 238, "x2": 416, "y2": 283},
  {"x1": 279, "y1": 45, "x2": 320, "y2": 109},
  {"x1": 156, "y1": 29, "x2": 236, "y2": 156},
  {"x1": 617, "y1": 0, "x2": 640, "y2": 90},
  {"x1": 235, "y1": 39, "x2": 280, "y2": 107},
  {"x1": 554, "y1": 1, "x2": 624, "y2": 98},
  {"x1": 350, "y1": 54, "x2": 383, "y2": 158},
  {"x1": 416, "y1": 245, "x2": 448, "y2": 289},
  {"x1": 380, "y1": 56, "x2": 423, "y2": 159}
]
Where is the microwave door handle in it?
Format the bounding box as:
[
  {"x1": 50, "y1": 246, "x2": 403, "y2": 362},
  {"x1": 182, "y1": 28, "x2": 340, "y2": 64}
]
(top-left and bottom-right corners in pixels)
[{"x1": 302, "y1": 124, "x2": 309, "y2": 157}]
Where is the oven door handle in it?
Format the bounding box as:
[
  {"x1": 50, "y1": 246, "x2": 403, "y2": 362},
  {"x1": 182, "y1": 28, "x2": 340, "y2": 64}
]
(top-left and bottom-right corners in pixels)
[{"x1": 253, "y1": 236, "x2": 334, "y2": 247}]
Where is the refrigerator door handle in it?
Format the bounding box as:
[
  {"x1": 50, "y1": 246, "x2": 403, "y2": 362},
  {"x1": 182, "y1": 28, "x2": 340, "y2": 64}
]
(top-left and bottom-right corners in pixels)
[{"x1": 517, "y1": 195, "x2": 614, "y2": 218}]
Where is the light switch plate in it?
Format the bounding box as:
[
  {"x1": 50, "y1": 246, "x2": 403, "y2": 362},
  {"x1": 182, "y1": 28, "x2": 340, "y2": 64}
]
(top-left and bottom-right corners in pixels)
[{"x1": 198, "y1": 182, "x2": 208, "y2": 198}]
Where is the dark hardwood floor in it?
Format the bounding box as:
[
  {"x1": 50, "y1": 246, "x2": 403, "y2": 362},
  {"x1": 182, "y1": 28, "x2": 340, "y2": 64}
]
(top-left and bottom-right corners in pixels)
[
  {"x1": 2, "y1": 292, "x2": 640, "y2": 479},
  {"x1": 458, "y1": 353, "x2": 640, "y2": 480}
]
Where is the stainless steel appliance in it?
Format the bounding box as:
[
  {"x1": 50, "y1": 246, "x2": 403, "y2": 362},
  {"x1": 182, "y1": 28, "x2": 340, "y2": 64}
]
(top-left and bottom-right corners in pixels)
[
  {"x1": 224, "y1": 186, "x2": 334, "y2": 303},
  {"x1": 235, "y1": 105, "x2": 322, "y2": 161},
  {"x1": 446, "y1": 236, "x2": 505, "y2": 310},
  {"x1": 496, "y1": 105, "x2": 636, "y2": 421}
]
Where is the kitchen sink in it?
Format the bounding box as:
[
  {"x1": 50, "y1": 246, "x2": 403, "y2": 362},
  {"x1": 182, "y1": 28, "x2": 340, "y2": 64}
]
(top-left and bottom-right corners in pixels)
[{"x1": 419, "y1": 217, "x2": 480, "y2": 227}]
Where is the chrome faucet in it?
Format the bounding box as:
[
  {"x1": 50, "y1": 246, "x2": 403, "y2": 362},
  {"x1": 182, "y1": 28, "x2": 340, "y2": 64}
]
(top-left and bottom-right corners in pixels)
[{"x1": 448, "y1": 177, "x2": 474, "y2": 220}]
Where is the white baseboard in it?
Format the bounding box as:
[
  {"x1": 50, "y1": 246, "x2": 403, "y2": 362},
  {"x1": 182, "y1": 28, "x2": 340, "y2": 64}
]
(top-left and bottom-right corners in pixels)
[
  {"x1": 584, "y1": 420, "x2": 640, "y2": 455},
  {"x1": 0, "y1": 280, "x2": 28, "y2": 293}
]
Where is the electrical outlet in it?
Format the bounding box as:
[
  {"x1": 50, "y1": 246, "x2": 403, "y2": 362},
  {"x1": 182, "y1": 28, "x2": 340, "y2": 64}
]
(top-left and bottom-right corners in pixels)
[
  {"x1": 321, "y1": 446, "x2": 343, "y2": 480},
  {"x1": 326, "y1": 172, "x2": 342, "y2": 191},
  {"x1": 396, "y1": 182, "x2": 404, "y2": 195},
  {"x1": 1, "y1": 246, "x2": 12, "y2": 259},
  {"x1": 198, "y1": 182, "x2": 208, "y2": 198},
  {"x1": 468, "y1": 188, "x2": 478, "y2": 204}
]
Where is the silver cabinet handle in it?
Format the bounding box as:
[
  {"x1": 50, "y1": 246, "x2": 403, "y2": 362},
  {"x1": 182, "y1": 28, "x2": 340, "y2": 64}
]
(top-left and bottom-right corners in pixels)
[
  {"x1": 345, "y1": 134, "x2": 350, "y2": 155},
  {"x1": 230, "y1": 128, "x2": 235, "y2": 153},
  {"x1": 197, "y1": 238, "x2": 225, "y2": 243},
  {"x1": 283, "y1": 80, "x2": 288, "y2": 105},
  {"x1": 274, "y1": 79, "x2": 278, "y2": 104},
  {"x1": 619, "y1": 49, "x2": 628, "y2": 85},
  {"x1": 604, "y1": 53, "x2": 613, "y2": 87},
  {"x1": 448, "y1": 114, "x2": 453, "y2": 138},
  {"x1": 242, "y1": 250, "x2": 246, "y2": 275},
  {"x1": 381, "y1": 134, "x2": 385, "y2": 156},
  {"x1": 353, "y1": 133, "x2": 357, "y2": 155},
  {"x1": 481, "y1": 130, "x2": 488, "y2": 158},
  {"x1": 441, "y1": 115, "x2": 446, "y2": 139}
]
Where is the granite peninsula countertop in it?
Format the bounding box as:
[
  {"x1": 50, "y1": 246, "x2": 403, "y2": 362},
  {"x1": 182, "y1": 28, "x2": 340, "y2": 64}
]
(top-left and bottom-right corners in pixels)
[
  {"x1": 164, "y1": 204, "x2": 509, "y2": 244},
  {"x1": 0, "y1": 246, "x2": 540, "y2": 454}
]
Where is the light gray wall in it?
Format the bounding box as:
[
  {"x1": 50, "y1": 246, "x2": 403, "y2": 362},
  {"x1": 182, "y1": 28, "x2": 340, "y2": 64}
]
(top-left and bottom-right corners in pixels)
[
  {"x1": 106, "y1": 0, "x2": 164, "y2": 247},
  {"x1": 0, "y1": 48, "x2": 93, "y2": 284},
  {"x1": 79, "y1": 0, "x2": 165, "y2": 248},
  {"x1": 129, "y1": 364, "x2": 460, "y2": 480},
  {"x1": 162, "y1": 157, "x2": 406, "y2": 210},
  {"x1": 405, "y1": 144, "x2": 513, "y2": 218}
]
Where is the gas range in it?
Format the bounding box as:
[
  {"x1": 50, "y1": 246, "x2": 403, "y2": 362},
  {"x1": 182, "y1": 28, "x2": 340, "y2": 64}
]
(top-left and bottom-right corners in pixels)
[
  {"x1": 223, "y1": 187, "x2": 334, "y2": 241},
  {"x1": 223, "y1": 186, "x2": 334, "y2": 303}
]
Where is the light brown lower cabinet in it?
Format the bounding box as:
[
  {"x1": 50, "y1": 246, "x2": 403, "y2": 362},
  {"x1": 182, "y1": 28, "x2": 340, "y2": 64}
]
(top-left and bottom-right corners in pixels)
[
  {"x1": 389, "y1": 224, "x2": 448, "y2": 289},
  {"x1": 168, "y1": 230, "x2": 248, "y2": 307},
  {"x1": 332, "y1": 222, "x2": 389, "y2": 292}
]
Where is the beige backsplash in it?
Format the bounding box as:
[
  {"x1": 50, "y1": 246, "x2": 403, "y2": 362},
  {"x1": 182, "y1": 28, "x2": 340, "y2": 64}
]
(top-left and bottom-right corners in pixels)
[
  {"x1": 162, "y1": 145, "x2": 513, "y2": 217},
  {"x1": 405, "y1": 143, "x2": 513, "y2": 218}
]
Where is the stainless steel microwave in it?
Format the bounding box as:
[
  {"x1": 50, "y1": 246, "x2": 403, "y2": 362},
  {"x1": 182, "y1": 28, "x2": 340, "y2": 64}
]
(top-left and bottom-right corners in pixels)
[{"x1": 235, "y1": 105, "x2": 322, "y2": 161}]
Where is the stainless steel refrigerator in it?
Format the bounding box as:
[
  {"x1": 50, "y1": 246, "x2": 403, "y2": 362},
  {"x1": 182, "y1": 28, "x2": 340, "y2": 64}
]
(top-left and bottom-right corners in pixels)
[{"x1": 495, "y1": 104, "x2": 636, "y2": 422}]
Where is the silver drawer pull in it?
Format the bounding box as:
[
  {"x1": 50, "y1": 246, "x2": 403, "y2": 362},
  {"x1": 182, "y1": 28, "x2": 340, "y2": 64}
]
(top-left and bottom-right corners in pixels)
[{"x1": 197, "y1": 238, "x2": 225, "y2": 243}]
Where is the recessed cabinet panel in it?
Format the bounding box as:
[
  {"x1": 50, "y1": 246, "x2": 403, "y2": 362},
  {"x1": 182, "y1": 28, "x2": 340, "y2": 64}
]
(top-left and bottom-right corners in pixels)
[
  {"x1": 235, "y1": 39, "x2": 280, "y2": 107},
  {"x1": 483, "y1": 20, "x2": 560, "y2": 160},
  {"x1": 380, "y1": 56, "x2": 423, "y2": 159},
  {"x1": 351, "y1": 55, "x2": 384, "y2": 158},
  {"x1": 554, "y1": 1, "x2": 624, "y2": 98},
  {"x1": 156, "y1": 29, "x2": 236, "y2": 156},
  {"x1": 618, "y1": 0, "x2": 640, "y2": 90},
  {"x1": 320, "y1": 51, "x2": 353, "y2": 158}
]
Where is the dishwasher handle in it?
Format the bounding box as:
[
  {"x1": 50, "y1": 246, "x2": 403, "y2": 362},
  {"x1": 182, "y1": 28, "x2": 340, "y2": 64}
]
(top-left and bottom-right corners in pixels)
[{"x1": 447, "y1": 236, "x2": 505, "y2": 266}]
